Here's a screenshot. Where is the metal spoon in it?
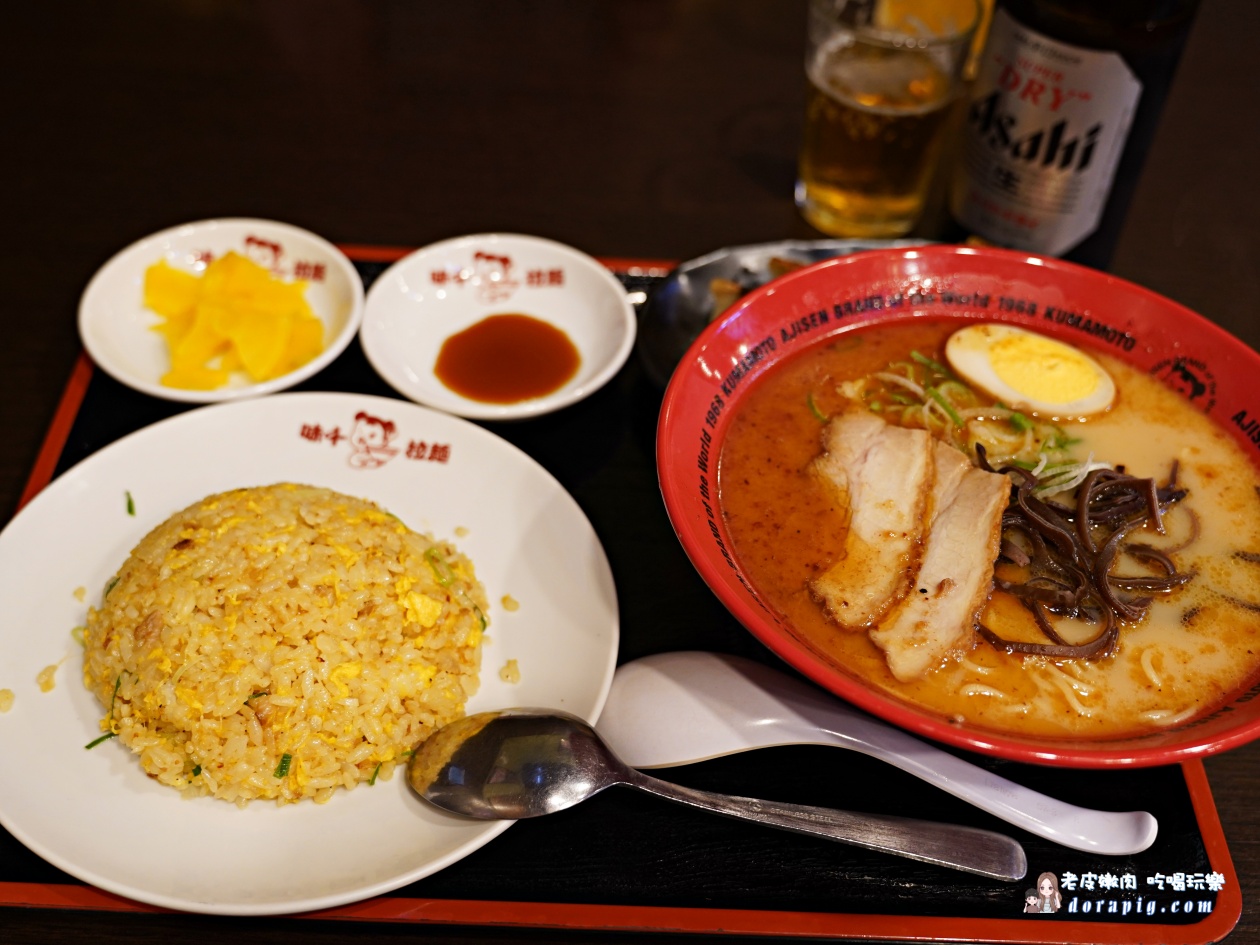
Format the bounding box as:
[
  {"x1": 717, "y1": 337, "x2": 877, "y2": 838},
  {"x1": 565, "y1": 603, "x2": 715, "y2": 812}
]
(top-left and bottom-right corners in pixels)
[
  {"x1": 595, "y1": 651, "x2": 1158, "y2": 855},
  {"x1": 408, "y1": 708, "x2": 1027, "y2": 882}
]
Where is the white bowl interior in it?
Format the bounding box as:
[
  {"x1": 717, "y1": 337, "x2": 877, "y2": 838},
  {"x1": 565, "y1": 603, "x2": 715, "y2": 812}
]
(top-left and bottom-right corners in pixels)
[
  {"x1": 360, "y1": 233, "x2": 636, "y2": 420},
  {"x1": 78, "y1": 218, "x2": 364, "y2": 403}
]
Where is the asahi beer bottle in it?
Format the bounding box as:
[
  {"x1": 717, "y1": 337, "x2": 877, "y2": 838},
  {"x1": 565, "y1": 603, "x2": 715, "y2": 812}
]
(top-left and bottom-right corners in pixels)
[{"x1": 947, "y1": 0, "x2": 1200, "y2": 269}]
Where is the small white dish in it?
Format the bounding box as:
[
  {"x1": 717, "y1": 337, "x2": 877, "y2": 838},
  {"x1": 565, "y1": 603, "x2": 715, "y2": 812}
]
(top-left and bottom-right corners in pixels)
[
  {"x1": 78, "y1": 218, "x2": 365, "y2": 403},
  {"x1": 360, "y1": 233, "x2": 636, "y2": 420}
]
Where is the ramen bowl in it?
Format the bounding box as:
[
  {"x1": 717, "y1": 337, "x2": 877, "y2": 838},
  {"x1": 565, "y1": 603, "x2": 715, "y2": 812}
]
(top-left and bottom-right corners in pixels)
[
  {"x1": 658, "y1": 244, "x2": 1260, "y2": 768},
  {"x1": 79, "y1": 218, "x2": 364, "y2": 403}
]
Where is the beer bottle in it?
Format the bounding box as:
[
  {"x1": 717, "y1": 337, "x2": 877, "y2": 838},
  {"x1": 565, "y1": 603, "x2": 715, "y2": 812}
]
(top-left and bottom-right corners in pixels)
[{"x1": 944, "y1": 0, "x2": 1200, "y2": 269}]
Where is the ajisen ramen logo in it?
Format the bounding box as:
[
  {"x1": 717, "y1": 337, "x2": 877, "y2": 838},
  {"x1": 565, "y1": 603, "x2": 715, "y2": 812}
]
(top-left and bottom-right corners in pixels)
[
  {"x1": 429, "y1": 250, "x2": 566, "y2": 304},
  {"x1": 1150, "y1": 356, "x2": 1217, "y2": 413},
  {"x1": 298, "y1": 411, "x2": 452, "y2": 469},
  {"x1": 188, "y1": 234, "x2": 330, "y2": 282},
  {"x1": 1018, "y1": 869, "x2": 1224, "y2": 920}
]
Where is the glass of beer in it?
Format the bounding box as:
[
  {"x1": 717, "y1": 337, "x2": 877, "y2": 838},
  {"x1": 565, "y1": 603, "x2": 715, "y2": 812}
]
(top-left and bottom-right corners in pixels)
[{"x1": 796, "y1": 0, "x2": 980, "y2": 238}]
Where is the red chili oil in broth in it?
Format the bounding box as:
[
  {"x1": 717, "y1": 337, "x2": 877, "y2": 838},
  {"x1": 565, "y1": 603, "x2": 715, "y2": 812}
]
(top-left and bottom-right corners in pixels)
[
  {"x1": 435, "y1": 313, "x2": 581, "y2": 404},
  {"x1": 717, "y1": 319, "x2": 1260, "y2": 739}
]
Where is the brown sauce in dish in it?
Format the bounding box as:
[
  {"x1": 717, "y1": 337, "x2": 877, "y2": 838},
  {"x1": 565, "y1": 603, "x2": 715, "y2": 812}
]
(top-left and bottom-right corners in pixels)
[{"x1": 434, "y1": 313, "x2": 580, "y2": 404}]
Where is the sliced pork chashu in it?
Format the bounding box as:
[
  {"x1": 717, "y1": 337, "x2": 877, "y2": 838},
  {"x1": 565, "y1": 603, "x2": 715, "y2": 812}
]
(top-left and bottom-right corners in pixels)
[
  {"x1": 870, "y1": 441, "x2": 1009, "y2": 681},
  {"x1": 809, "y1": 409, "x2": 934, "y2": 630}
]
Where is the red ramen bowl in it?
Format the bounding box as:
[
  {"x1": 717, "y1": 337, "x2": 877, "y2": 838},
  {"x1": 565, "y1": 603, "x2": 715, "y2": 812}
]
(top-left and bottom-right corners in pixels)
[{"x1": 658, "y1": 244, "x2": 1260, "y2": 768}]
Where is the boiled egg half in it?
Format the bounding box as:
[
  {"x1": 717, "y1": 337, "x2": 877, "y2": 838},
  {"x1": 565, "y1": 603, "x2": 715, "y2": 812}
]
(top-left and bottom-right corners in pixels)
[{"x1": 944, "y1": 323, "x2": 1115, "y2": 418}]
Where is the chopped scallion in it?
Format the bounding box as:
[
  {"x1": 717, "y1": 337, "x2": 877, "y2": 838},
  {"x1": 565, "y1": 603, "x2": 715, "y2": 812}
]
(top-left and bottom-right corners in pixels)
[
  {"x1": 274, "y1": 753, "x2": 292, "y2": 778},
  {"x1": 192, "y1": 765, "x2": 202, "y2": 777},
  {"x1": 85, "y1": 732, "x2": 117, "y2": 749},
  {"x1": 125, "y1": 491, "x2": 135, "y2": 516},
  {"x1": 425, "y1": 548, "x2": 454, "y2": 587},
  {"x1": 368, "y1": 762, "x2": 382, "y2": 786},
  {"x1": 910, "y1": 350, "x2": 953, "y2": 378},
  {"x1": 806, "y1": 391, "x2": 828, "y2": 422},
  {"x1": 925, "y1": 386, "x2": 964, "y2": 427}
]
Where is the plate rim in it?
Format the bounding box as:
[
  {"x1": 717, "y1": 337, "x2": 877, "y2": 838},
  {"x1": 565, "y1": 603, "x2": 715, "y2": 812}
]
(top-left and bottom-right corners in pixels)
[
  {"x1": 76, "y1": 216, "x2": 366, "y2": 405},
  {"x1": 0, "y1": 390, "x2": 619, "y2": 914}
]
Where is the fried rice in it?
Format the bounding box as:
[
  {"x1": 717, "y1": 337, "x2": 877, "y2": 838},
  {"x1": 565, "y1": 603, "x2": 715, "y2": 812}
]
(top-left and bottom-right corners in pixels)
[{"x1": 82, "y1": 482, "x2": 487, "y2": 805}]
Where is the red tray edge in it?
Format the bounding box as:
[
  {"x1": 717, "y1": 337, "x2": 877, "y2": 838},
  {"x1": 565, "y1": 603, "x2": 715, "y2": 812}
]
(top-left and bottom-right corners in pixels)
[{"x1": 3, "y1": 250, "x2": 1241, "y2": 944}]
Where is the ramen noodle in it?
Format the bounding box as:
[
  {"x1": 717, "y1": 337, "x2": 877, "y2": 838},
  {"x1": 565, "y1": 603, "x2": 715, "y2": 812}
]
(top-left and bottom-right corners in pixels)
[{"x1": 719, "y1": 320, "x2": 1260, "y2": 738}]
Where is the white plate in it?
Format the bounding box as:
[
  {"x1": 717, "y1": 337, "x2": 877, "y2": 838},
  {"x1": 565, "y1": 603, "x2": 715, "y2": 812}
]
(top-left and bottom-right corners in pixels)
[
  {"x1": 0, "y1": 392, "x2": 618, "y2": 915},
  {"x1": 78, "y1": 218, "x2": 365, "y2": 403},
  {"x1": 360, "y1": 233, "x2": 636, "y2": 420}
]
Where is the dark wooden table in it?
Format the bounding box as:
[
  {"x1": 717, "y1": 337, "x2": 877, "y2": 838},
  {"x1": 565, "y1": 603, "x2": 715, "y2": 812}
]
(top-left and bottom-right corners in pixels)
[{"x1": 3, "y1": 2, "x2": 1259, "y2": 943}]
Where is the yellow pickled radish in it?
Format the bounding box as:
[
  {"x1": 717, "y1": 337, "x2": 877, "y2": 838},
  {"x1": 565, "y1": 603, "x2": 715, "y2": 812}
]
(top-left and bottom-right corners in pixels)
[
  {"x1": 142, "y1": 261, "x2": 199, "y2": 318},
  {"x1": 143, "y1": 252, "x2": 325, "y2": 390}
]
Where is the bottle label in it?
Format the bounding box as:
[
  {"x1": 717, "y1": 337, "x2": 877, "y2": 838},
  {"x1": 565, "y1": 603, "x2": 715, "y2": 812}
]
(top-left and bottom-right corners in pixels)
[{"x1": 950, "y1": 8, "x2": 1142, "y2": 256}]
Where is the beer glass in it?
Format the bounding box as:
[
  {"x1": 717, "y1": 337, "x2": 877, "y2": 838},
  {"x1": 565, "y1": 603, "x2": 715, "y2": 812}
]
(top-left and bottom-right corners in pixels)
[{"x1": 796, "y1": 0, "x2": 981, "y2": 238}]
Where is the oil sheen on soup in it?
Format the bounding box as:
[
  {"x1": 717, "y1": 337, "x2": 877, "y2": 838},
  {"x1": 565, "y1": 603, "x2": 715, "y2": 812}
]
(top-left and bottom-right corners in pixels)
[{"x1": 718, "y1": 319, "x2": 1260, "y2": 739}]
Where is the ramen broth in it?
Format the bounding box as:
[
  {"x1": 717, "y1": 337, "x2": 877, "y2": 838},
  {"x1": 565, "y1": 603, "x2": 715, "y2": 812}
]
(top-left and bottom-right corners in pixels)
[{"x1": 718, "y1": 320, "x2": 1260, "y2": 738}]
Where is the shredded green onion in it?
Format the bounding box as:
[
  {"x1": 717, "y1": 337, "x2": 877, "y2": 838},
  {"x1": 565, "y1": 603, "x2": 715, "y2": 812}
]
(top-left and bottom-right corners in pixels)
[
  {"x1": 925, "y1": 386, "x2": 965, "y2": 428},
  {"x1": 934, "y1": 380, "x2": 973, "y2": 402},
  {"x1": 910, "y1": 350, "x2": 953, "y2": 377},
  {"x1": 425, "y1": 547, "x2": 486, "y2": 630},
  {"x1": 806, "y1": 391, "x2": 828, "y2": 422},
  {"x1": 1009, "y1": 411, "x2": 1033, "y2": 432},
  {"x1": 274, "y1": 753, "x2": 292, "y2": 778},
  {"x1": 85, "y1": 732, "x2": 117, "y2": 750},
  {"x1": 125, "y1": 491, "x2": 135, "y2": 516},
  {"x1": 849, "y1": 349, "x2": 1100, "y2": 477},
  {"x1": 425, "y1": 547, "x2": 454, "y2": 587},
  {"x1": 103, "y1": 576, "x2": 120, "y2": 598},
  {"x1": 368, "y1": 762, "x2": 382, "y2": 786}
]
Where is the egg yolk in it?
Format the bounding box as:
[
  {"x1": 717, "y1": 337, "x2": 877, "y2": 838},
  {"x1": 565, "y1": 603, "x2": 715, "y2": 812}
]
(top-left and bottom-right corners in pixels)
[{"x1": 987, "y1": 333, "x2": 1101, "y2": 405}]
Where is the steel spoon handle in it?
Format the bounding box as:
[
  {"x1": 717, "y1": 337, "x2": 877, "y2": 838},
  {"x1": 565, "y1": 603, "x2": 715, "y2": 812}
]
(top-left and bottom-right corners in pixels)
[
  {"x1": 625, "y1": 769, "x2": 1027, "y2": 882},
  {"x1": 602, "y1": 653, "x2": 1159, "y2": 856}
]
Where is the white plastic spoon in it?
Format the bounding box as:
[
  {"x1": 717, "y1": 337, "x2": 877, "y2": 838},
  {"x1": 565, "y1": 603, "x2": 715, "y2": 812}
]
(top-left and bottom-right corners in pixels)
[{"x1": 595, "y1": 651, "x2": 1158, "y2": 855}]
